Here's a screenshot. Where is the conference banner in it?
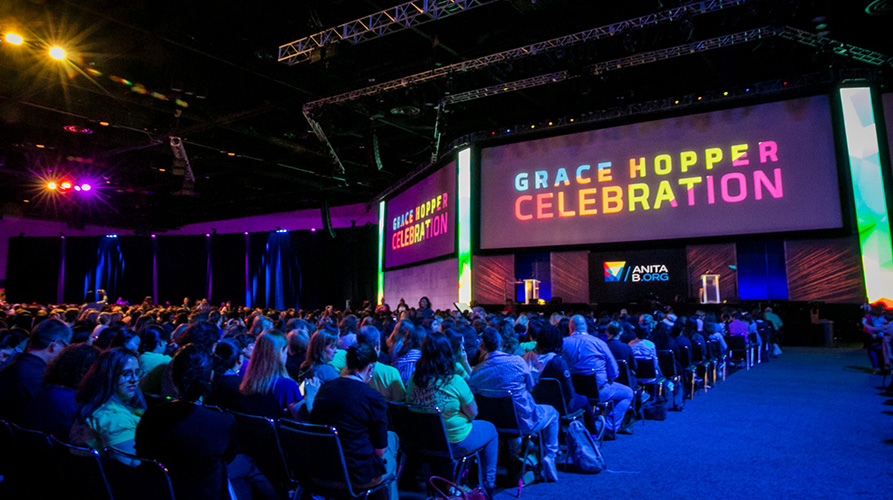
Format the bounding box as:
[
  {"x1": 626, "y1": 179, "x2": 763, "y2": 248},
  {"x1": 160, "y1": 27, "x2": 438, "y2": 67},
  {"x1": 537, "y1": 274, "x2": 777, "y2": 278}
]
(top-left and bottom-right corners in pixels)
[
  {"x1": 384, "y1": 162, "x2": 457, "y2": 268},
  {"x1": 479, "y1": 96, "x2": 843, "y2": 249}
]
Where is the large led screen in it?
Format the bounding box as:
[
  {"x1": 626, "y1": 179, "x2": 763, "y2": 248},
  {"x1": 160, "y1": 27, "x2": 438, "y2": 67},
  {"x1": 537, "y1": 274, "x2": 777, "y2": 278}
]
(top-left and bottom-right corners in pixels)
[
  {"x1": 480, "y1": 96, "x2": 844, "y2": 250},
  {"x1": 384, "y1": 162, "x2": 456, "y2": 268}
]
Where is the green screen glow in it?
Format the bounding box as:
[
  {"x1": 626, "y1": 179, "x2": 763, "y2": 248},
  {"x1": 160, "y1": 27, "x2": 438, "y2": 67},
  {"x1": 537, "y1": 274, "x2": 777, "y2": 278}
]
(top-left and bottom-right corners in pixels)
[
  {"x1": 458, "y1": 148, "x2": 472, "y2": 303},
  {"x1": 840, "y1": 87, "x2": 893, "y2": 303},
  {"x1": 377, "y1": 200, "x2": 385, "y2": 305}
]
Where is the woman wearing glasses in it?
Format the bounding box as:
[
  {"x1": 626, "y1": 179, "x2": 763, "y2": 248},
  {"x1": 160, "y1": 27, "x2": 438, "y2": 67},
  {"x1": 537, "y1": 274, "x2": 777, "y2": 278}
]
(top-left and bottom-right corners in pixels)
[{"x1": 70, "y1": 347, "x2": 146, "y2": 464}]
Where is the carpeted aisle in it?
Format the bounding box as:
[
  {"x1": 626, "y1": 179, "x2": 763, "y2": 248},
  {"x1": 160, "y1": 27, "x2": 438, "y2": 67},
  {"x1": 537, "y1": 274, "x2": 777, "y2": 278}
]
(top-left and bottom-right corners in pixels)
[{"x1": 496, "y1": 347, "x2": 893, "y2": 500}]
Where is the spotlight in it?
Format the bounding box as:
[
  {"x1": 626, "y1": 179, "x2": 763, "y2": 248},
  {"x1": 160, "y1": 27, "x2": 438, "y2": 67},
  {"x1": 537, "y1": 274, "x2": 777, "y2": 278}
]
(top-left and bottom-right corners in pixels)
[
  {"x1": 60, "y1": 181, "x2": 72, "y2": 189},
  {"x1": 81, "y1": 183, "x2": 91, "y2": 191},
  {"x1": 151, "y1": 234, "x2": 156, "y2": 238},
  {"x1": 74, "y1": 185, "x2": 81, "y2": 191},
  {"x1": 106, "y1": 234, "x2": 117, "y2": 238},
  {"x1": 5, "y1": 33, "x2": 23, "y2": 45},
  {"x1": 49, "y1": 46, "x2": 66, "y2": 60},
  {"x1": 47, "y1": 182, "x2": 57, "y2": 190}
]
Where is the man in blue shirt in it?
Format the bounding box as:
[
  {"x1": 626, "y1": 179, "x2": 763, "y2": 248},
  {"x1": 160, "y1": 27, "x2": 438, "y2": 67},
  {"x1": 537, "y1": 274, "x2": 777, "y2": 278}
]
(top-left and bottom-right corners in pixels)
[{"x1": 562, "y1": 316, "x2": 633, "y2": 439}]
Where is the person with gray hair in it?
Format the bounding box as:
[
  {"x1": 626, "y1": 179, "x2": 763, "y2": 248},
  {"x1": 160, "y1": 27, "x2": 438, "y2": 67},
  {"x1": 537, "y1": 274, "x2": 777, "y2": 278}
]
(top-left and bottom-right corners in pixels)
[
  {"x1": 0, "y1": 318, "x2": 73, "y2": 422},
  {"x1": 562, "y1": 315, "x2": 633, "y2": 440}
]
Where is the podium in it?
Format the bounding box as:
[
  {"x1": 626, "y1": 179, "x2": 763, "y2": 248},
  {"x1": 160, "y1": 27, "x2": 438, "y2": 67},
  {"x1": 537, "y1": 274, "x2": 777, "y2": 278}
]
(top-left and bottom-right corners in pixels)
[{"x1": 700, "y1": 274, "x2": 720, "y2": 304}]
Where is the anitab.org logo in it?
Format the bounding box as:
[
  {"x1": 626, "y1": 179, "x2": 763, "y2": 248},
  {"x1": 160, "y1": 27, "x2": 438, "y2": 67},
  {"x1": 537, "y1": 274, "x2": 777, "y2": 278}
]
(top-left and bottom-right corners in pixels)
[{"x1": 604, "y1": 261, "x2": 627, "y2": 282}]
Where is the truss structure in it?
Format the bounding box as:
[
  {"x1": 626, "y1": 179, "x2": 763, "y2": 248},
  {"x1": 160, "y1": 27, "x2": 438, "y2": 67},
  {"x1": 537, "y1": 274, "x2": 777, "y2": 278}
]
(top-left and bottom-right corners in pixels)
[
  {"x1": 779, "y1": 26, "x2": 893, "y2": 67},
  {"x1": 303, "y1": 0, "x2": 750, "y2": 109},
  {"x1": 442, "y1": 26, "x2": 777, "y2": 104},
  {"x1": 279, "y1": 0, "x2": 500, "y2": 65},
  {"x1": 302, "y1": 108, "x2": 346, "y2": 175}
]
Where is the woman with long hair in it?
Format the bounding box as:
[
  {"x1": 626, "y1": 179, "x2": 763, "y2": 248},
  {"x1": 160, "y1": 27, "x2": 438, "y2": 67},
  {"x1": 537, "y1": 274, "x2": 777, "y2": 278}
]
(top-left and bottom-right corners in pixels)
[
  {"x1": 239, "y1": 330, "x2": 318, "y2": 419},
  {"x1": 407, "y1": 332, "x2": 497, "y2": 498},
  {"x1": 394, "y1": 325, "x2": 425, "y2": 385},
  {"x1": 298, "y1": 329, "x2": 339, "y2": 383},
  {"x1": 71, "y1": 347, "x2": 146, "y2": 463}
]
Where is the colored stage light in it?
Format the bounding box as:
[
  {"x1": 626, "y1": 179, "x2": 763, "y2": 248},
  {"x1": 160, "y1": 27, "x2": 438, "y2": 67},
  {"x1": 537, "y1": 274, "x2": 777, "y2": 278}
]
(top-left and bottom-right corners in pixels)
[
  {"x1": 5, "y1": 33, "x2": 23, "y2": 45},
  {"x1": 60, "y1": 181, "x2": 72, "y2": 189},
  {"x1": 74, "y1": 185, "x2": 81, "y2": 191},
  {"x1": 49, "y1": 46, "x2": 66, "y2": 60},
  {"x1": 47, "y1": 182, "x2": 57, "y2": 190},
  {"x1": 81, "y1": 183, "x2": 91, "y2": 191}
]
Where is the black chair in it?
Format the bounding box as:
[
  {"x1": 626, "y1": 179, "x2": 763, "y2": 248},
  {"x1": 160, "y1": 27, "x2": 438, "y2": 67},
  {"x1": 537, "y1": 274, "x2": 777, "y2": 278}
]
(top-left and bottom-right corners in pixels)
[
  {"x1": 103, "y1": 447, "x2": 177, "y2": 500},
  {"x1": 226, "y1": 410, "x2": 298, "y2": 499},
  {"x1": 687, "y1": 343, "x2": 712, "y2": 393},
  {"x1": 0, "y1": 419, "x2": 16, "y2": 483},
  {"x1": 657, "y1": 350, "x2": 683, "y2": 409},
  {"x1": 727, "y1": 335, "x2": 754, "y2": 370},
  {"x1": 679, "y1": 345, "x2": 703, "y2": 397},
  {"x1": 9, "y1": 423, "x2": 57, "y2": 499},
  {"x1": 278, "y1": 419, "x2": 396, "y2": 500},
  {"x1": 706, "y1": 340, "x2": 725, "y2": 383},
  {"x1": 473, "y1": 388, "x2": 545, "y2": 485},
  {"x1": 387, "y1": 402, "x2": 478, "y2": 489},
  {"x1": 614, "y1": 358, "x2": 644, "y2": 415},
  {"x1": 48, "y1": 435, "x2": 116, "y2": 500},
  {"x1": 632, "y1": 356, "x2": 666, "y2": 398},
  {"x1": 569, "y1": 369, "x2": 614, "y2": 418},
  {"x1": 532, "y1": 378, "x2": 586, "y2": 459}
]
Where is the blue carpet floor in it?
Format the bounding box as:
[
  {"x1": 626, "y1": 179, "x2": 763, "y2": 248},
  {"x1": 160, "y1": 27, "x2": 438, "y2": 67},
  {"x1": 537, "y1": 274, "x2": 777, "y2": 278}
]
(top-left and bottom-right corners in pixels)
[{"x1": 494, "y1": 347, "x2": 893, "y2": 500}]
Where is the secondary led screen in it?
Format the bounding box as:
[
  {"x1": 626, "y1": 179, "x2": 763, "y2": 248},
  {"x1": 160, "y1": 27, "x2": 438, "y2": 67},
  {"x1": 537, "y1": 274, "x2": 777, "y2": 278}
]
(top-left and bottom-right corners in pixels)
[
  {"x1": 384, "y1": 162, "x2": 456, "y2": 268},
  {"x1": 480, "y1": 96, "x2": 843, "y2": 249}
]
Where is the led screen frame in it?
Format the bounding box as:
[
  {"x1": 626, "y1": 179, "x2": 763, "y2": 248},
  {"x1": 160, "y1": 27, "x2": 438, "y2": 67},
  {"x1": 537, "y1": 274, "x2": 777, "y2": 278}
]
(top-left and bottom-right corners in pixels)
[{"x1": 478, "y1": 95, "x2": 845, "y2": 250}]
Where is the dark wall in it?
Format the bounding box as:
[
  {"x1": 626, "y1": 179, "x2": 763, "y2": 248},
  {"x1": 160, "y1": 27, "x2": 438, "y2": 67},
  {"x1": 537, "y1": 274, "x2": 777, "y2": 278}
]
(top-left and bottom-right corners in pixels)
[{"x1": 4, "y1": 226, "x2": 377, "y2": 309}]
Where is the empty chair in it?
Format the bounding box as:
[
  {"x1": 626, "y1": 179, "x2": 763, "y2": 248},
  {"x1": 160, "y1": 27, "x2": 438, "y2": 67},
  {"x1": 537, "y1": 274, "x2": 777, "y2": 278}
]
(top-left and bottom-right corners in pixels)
[
  {"x1": 9, "y1": 423, "x2": 56, "y2": 499},
  {"x1": 632, "y1": 357, "x2": 666, "y2": 398},
  {"x1": 48, "y1": 435, "x2": 115, "y2": 500},
  {"x1": 657, "y1": 350, "x2": 683, "y2": 410},
  {"x1": 726, "y1": 336, "x2": 754, "y2": 370},
  {"x1": 227, "y1": 409, "x2": 297, "y2": 498},
  {"x1": 278, "y1": 419, "x2": 396, "y2": 500},
  {"x1": 104, "y1": 447, "x2": 177, "y2": 500}
]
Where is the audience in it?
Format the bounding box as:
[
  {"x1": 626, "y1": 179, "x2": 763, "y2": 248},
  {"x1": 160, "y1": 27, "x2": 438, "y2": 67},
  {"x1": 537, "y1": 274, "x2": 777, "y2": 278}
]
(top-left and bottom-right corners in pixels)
[{"x1": 0, "y1": 293, "x2": 797, "y2": 498}]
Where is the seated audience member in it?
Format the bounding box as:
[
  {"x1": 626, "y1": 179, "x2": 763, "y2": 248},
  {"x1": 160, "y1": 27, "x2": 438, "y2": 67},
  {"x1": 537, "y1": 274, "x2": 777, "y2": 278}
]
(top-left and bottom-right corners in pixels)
[
  {"x1": 535, "y1": 323, "x2": 601, "y2": 436},
  {"x1": 338, "y1": 314, "x2": 360, "y2": 350},
  {"x1": 684, "y1": 318, "x2": 707, "y2": 359},
  {"x1": 394, "y1": 325, "x2": 425, "y2": 385},
  {"x1": 70, "y1": 347, "x2": 146, "y2": 462},
  {"x1": 407, "y1": 332, "x2": 497, "y2": 498},
  {"x1": 240, "y1": 330, "x2": 318, "y2": 419},
  {"x1": 0, "y1": 319, "x2": 73, "y2": 422},
  {"x1": 109, "y1": 325, "x2": 141, "y2": 352},
  {"x1": 138, "y1": 325, "x2": 171, "y2": 380},
  {"x1": 356, "y1": 326, "x2": 406, "y2": 402},
  {"x1": 727, "y1": 312, "x2": 749, "y2": 337},
  {"x1": 312, "y1": 345, "x2": 398, "y2": 500},
  {"x1": 563, "y1": 315, "x2": 633, "y2": 440},
  {"x1": 206, "y1": 339, "x2": 244, "y2": 411},
  {"x1": 23, "y1": 343, "x2": 100, "y2": 438},
  {"x1": 136, "y1": 344, "x2": 278, "y2": 500},
  {"x1": 448, "y1": 329, "x2": 474, "y2": 379},
  {"x1": 0, "y1": 328, "x2": 28, "y2": 370},
  {"x1": 298, "y1": 329, "x2": 340, "y2": 383},
  {"x1": 285, "y1": 323, "x2": 312, "y2": 380},
  {"x1": 630, "y1": 326, "x2": 662, "y2": 383},
  {"x1": 468, "y1": 328, "x2": 558, "y2": 481},
  {"x1": 605, "y1": 322, "x2": 637, "y2": 390},
  {"x1": 385, "y1": 319, "x2": 414, "y2": 364}
]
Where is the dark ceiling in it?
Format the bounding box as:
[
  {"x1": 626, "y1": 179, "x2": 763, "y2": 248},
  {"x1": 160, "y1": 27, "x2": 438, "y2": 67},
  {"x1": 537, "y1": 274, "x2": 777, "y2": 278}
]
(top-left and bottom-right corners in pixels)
[{"x1": 0, "y1": 0, "x2": 890, "y2": 232}]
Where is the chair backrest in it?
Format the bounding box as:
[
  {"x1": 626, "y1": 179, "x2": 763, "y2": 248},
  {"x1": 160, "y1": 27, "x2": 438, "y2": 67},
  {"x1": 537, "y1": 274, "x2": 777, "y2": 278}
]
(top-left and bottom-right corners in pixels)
[
  {"x1": 144, "y1": 393, "x2": 173, "y2": 409},
  {"x1": 689, "y1": 342, "x2": 705, "y2": 363},
  {"x1": 657, "y1": 350, "x2": 678, "y2": 378},
  {"x1": 726, "y1": 336, "x2": 746, "y2": 350},
  {"x1": 387, "y1": 402, "x2": 454, "y2": 461},
  {"x1": 103, "y1": 447, "x2": 176, "y2": 500},
  {"x1": 277, "y1": 419, "x2": 359, "y2": 498},
  {"x1": 707, "y1": 339, "x2": 721, "y2": 359},
  {"x1": 679, "y1": 345, "x2": 693, "y2": 368},
  {"x1": 569, "y1": 370, "x2": 600, "y2": 401},
  {"x1": 532, "y1": 378, "x2": 570, "y2": 416},
  {"x1": 473, "y1": 388, "x2": 524, "y2": 436},
  {"x1": 633, "y1": 356, "x2": 658, "y2": 380},
  {"x1": 227, "y1": 409, "x2": 293, "y2": 486},
  {"x1": 48, "y1": 435, "x2": 116, "y2": 500},
  {"x1": 615, "y1": 359, "x2": 632, "y2": 388},
  {"x1": 0, "y1": 419, "x2": 17, "y2": 477},
  {"x1": 10, "y1": 423, "x2": 55, "y2": 483}
]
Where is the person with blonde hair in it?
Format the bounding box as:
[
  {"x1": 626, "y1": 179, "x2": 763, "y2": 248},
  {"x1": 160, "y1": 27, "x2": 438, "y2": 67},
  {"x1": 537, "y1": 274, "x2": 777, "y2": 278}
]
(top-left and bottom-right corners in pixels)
[{"x1": 239, "y1": 330, "x2": 318, "y2": 419}]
